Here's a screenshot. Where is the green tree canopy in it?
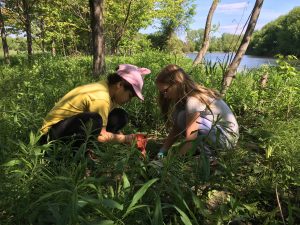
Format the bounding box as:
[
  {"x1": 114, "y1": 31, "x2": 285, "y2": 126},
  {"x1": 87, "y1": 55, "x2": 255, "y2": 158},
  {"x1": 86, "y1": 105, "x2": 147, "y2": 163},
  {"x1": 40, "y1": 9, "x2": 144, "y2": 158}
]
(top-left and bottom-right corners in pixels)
[
  {"x1": 248, "y1": 7, "x2": 300, "y2": 57},
  {"x1": 186, "y1": 29, "x2": 204, "y2": 52}
]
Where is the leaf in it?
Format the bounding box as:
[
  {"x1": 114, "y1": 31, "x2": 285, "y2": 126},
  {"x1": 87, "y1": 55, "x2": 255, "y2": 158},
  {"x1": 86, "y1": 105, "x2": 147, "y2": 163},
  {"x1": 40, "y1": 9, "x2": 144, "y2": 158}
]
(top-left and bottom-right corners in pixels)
[
  {"x1": 153, "y1": 196, "x2": 163, "y2": 225},
  {"x1": 93, "y1": 204, "x2": 117, "y2": 221},
  {"x1": 102, "y1": 199, "x2": 123, "y2": 211},
  {"x1": 191, "y1": 192, "x2": 202, "y2": 210},
  {"x1": 243, "y1": 202, "x2": 258, "y2": 214},
  {"x1": 79, "y1": 183, "x2": 99, "y2": 192},
  {"x1": 181, "y1": 197, "x2": 199, "y2": 225},
  {"x1": 79, "y1": 196, "x2": 102, "y2": 205},
  {"x1": 9, "y1": 169, "x2": 26, "y2": 175},
  {"x1": 266, "y1": 145, "x2": 273, "y2": 159},
  {"x1": 2, "y1": 159, "x2": 21, "y2": 167},
  {"x1": 94, "y1": 220, "x2": 115, "y2": 225},
  {"x1": 123, "y1": 178, "x2": 158, "y2": 218},
  {"x1": 77, "y1": 200, "x2": 88, "y2": 208},
  {"x1": 29, "y1": 131, "x2": 37, "y2": 146},
  {"x1": 123, "y1": 205, "x2": 148, "y2": 218},
  {"x1": 31, "y1": 190, "x2": 72, "y2": 207},
  {"x1": 173, "y1": 206, "x2": 193, "y2": 225},
  {"x1": 122, "y1": 173, "x2": 130, "y2": 189}
]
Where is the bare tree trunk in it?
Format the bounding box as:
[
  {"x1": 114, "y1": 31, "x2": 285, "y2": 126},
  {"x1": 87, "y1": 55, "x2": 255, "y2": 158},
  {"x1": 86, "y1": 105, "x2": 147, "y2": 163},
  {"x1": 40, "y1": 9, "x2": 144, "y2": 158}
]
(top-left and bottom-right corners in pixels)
[
  {"x1": 40, "y1": 18, "x2": 45, "y2": 52},
  {"x1": 22, "y1": 0, "x2": 33, "y2": 59},
  {"x1": 0, "y1": 7, "x2": 10, "y2": 64},
  {"x1": 73, "y1": 34, "x2": 78, "y2": 54},
  {"x1": 61, "y1": 37, "x2": 66, "y2": 56},
  {"x1": 193, "y1": 0, "x2": 218, "y2": 65},
  {"x1": 51, "y1": 39, "x2": 56, "y2": 56},
  {"x1": 221, "y1": 0, "x2": 264, "y2": 96},
  {"x1": 89, "y1": 0, "x2": 105, "y2": 78}
]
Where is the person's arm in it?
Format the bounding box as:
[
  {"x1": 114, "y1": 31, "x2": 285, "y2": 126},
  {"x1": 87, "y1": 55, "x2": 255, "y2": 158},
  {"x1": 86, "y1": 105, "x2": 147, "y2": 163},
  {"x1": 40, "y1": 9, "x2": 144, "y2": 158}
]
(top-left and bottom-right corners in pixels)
[
  {"x1": 158, "y1": 124, "x2": 181, "y2": 156},
  {"x1": 179, "y1": 112, "x2": 200, "y2": 155},
  {"x1": 98, "y1": 127, "x2": 135, "y2": 143},
  {"x1": 89, "y1": 100, "x2": 131, "y2": 143}
]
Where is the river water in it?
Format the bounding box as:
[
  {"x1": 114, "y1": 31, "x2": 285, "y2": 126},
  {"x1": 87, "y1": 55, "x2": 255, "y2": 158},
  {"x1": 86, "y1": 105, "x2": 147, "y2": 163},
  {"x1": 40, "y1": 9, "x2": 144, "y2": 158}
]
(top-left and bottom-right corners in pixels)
[{"x1": 186, "y1": 52, "x2": 276, "y2": 70}]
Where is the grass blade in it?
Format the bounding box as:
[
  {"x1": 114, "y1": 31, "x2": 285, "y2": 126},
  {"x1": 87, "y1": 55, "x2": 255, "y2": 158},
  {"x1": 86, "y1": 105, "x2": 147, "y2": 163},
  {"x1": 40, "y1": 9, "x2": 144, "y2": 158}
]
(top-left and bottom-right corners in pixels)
[{"x1": 123, "y1": 178, "x2": 158, "y2": 218}]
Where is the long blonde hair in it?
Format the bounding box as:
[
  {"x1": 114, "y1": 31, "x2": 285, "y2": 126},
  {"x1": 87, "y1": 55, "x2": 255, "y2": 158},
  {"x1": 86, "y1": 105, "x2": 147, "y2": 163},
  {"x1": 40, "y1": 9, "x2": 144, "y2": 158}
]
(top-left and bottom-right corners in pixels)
[{"x1": 155, "y1": 64, "x2": 220, "y2": 120}]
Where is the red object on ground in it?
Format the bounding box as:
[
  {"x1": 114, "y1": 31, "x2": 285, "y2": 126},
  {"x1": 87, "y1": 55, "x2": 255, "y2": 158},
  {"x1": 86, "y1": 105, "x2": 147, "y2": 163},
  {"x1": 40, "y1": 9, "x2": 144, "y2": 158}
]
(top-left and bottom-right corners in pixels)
[{"x1": 135, "y1": 134, "x2": 148, "y2": 157}]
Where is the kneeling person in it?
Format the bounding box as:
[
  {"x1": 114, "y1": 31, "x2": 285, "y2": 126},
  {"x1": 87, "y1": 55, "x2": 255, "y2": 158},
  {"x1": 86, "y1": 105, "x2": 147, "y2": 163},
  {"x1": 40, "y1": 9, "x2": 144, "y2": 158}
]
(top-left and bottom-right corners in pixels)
[{"x1": 40, "y1": 64, "x2": 151, "y2": 147}]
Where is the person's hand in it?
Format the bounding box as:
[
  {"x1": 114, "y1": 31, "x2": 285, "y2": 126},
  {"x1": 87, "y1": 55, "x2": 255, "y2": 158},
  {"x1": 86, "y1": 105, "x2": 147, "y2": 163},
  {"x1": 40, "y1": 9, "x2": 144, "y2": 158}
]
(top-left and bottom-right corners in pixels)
[
  {"x1": 157, "y1": 151, "x2": 164, "y2": 159},
  {"x1": 135, "y1": 134, "x2": 147, "y2": 148},
  {"x1": 135, "y1": 134, "x2": 148, "y2": 157},
  {"x1": 157, "y1": 148, "x2": 166, "y2": 159},
  {"x1": 98, "y1": 132, "x2": 113, "y2": 142}
]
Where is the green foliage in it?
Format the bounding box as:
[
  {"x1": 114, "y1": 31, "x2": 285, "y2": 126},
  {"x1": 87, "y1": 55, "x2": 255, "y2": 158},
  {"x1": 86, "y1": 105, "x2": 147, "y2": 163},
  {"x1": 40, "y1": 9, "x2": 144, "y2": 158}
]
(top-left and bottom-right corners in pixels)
[
  {"x1": 1, "y1": 0, "x2": 198, "y2": 56},
  {"x1": 38, "y1": 0, "x2": 90, "y2": 54},
  {"x1": 0, "y1": 37, "x2": 28, "y2": 53},
  {"x1": 275, "y1": 54, "x2": 299, "y2": 77},
  {"x1": 165, "y1": 35, "x2": 185, "y2": 54},
  {"x1": 146, "y1": 0, "x2": 196, "y2": 51},
  {"x1": 203, "y1": 33, "x2": 242, "y2": 53},
  {"x1": 0, "y1": 52, "x2": 300, "y2": 224},
  {"x1": 181, "y1": 31, "x2": 242, "y2": 53},
  {"x1": 118, "y1": 33, "x2": 153, "y2": 56},
  {"x1": 185, "y1": 29, "x2": 204, "y2": 52},
  {"x1": 104, "y1": 0, "x2": 158, "y2": 54},
  {"x1": 0, "y1": 54, "x2": 92, "y2": 149},
  {"x1": 248, "y1": 7, "x2": 300, "y2": 57}
]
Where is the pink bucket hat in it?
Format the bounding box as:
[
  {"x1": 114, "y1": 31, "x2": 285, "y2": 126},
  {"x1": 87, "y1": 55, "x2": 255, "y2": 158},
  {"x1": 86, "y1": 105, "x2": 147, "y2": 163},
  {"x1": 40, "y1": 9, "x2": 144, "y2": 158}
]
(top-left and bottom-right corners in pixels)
[{"x1": 117, "y1": 64, "x2": 151, "y2": 101}]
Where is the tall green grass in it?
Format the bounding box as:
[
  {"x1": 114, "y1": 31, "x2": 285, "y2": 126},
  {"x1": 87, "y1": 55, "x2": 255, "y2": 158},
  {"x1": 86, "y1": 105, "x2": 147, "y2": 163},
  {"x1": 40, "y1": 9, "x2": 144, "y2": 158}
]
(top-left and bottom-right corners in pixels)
[{"x1": 0, "y1": 51, "x2": 299, "y2": 224}]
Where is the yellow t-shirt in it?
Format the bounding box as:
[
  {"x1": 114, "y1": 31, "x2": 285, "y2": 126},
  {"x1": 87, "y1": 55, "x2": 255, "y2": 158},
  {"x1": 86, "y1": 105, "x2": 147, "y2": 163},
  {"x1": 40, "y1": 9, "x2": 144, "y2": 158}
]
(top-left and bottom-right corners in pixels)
[{"x1": 40, "y1": 80, "x2": 116, "y2": 134}]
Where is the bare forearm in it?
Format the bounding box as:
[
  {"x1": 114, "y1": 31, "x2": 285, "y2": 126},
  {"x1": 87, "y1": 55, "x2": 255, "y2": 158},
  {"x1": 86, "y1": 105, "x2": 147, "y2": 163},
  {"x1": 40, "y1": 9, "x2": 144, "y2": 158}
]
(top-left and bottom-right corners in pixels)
[
  {"x1": 162, "y1": 126, "x2": 181, "y2": 152},
  {"x1": 179, "y1": 141, "x2": 193, "y2": 155},
  {"x1": 98, "y1": 132, "x2": 134, "y2": 143}
]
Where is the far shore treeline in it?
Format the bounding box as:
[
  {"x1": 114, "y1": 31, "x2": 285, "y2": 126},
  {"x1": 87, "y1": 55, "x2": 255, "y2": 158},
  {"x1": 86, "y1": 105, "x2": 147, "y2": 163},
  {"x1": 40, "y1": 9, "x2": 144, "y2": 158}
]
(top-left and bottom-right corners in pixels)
[{"x1": 0, "y1": 3, "x2": 299, "y2": 58}]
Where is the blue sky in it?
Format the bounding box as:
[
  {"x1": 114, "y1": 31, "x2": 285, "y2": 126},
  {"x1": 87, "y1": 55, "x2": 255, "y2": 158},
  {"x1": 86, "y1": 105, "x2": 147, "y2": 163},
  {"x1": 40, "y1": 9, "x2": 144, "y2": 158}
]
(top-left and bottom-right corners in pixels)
[{"x1": 141, "y1": 0, "x2": 300, "y2": 38}]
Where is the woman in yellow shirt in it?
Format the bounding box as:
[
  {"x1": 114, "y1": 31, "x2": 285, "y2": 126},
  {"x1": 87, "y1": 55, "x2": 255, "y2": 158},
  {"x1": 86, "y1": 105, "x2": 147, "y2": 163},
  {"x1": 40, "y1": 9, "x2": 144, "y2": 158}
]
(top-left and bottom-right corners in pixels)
[{"x1": 40, "y1": 64, "x2": 151, "y2": 147}]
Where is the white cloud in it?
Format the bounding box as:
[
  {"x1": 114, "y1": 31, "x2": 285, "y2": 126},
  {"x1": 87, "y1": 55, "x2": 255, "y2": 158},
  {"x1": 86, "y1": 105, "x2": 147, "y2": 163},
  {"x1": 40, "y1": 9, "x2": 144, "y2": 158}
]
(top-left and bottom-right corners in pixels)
[{"x1": 217, "y1": 2, "x2": 248, "y2": 12}]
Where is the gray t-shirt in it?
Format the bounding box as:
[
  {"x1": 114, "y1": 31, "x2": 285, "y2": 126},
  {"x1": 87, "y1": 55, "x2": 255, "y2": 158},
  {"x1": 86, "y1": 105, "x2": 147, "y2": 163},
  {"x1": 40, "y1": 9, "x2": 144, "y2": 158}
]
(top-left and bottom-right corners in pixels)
[{"x1": 173, "y1": 96, "x2": 239, "y2": 148}]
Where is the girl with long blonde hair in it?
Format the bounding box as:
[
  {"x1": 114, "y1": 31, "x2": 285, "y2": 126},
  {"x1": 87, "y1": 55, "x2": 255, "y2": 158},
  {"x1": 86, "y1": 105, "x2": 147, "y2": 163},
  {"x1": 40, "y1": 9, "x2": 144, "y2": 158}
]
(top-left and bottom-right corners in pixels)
[{"x1": 155, "y1": 64, "x2": 239, "y2": 158}]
